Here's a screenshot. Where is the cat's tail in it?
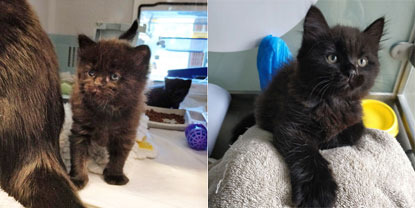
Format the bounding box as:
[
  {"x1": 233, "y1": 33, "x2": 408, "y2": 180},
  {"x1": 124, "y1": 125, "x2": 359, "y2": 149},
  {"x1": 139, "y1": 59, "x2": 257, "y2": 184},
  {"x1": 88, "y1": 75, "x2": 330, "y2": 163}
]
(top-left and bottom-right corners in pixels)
[
  {"x1": 6, "y1": 151, "x2": 84, "y2": 208},
  {"x1": 231, "y1": 113, "x2": 256, "y2": 143}
]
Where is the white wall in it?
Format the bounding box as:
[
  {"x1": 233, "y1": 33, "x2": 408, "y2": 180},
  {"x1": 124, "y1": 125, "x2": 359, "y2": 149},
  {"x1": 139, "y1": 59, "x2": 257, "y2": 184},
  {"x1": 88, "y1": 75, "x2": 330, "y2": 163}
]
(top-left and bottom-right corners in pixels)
[
  {"x1": 28, "y1": 0, "x2": 50, "y2": 30},
  {"x1": 28, "y1": 0, "x2": 135, "y2": 36},
  {"x1": 209, "y1": 0, "x2": 317, "y2": 52},
  {"x1": 28, "y1": 0, "x2": 206, "y2": 37},
  {"x1": 52, "y1": 0, "x2": 135, "y2": 36}
]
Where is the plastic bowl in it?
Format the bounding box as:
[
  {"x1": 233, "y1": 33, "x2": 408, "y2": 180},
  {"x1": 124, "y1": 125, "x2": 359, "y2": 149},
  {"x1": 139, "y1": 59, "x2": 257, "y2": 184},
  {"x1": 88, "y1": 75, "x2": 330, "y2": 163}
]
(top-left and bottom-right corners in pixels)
[{"x1": 362, "y1": 99, "x2": 398, "y2": 137}]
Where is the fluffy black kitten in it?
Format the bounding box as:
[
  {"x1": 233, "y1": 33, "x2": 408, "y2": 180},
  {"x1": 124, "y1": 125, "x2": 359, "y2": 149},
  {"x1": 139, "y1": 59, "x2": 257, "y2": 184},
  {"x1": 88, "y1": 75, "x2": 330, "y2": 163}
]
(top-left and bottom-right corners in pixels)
[
  {"x1": 69, "y1": 21, "x2": 150, "y2": 189},
  {"x1": 146, "y1": 77, "x2": 192, "y2": 109},
  {"x1": 233, "y1": 6, "x2": 384, "y2": 207}
]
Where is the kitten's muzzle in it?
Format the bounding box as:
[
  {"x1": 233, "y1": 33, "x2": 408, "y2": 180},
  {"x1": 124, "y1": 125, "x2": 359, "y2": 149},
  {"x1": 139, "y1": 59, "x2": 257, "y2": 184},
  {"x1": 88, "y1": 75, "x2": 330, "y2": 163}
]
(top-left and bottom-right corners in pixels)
[
  {"x1": 91, "y1": 78, "x2": 106, "y2": 93},
  {"x1": 94, "y1": 77, "x2": 106, "y2": 87},
  {"x1": 343, "y1": 64, "x2": 358, "y2": 77},
  {"x1": 344, "y1": 66, "x2": 359, "y2": 85},
  {"x1": 337, "y1": 68, "x2": 359, "y2": 90},
  {"x1": 348, "y1": 69, "x2": 358, "y2": 77},
  {"x1": 346, "y1": 70, "x2": 364, "y2": 89},
  {"x1": 91, "y1": 87, "x2": 102, "y2": 94}
]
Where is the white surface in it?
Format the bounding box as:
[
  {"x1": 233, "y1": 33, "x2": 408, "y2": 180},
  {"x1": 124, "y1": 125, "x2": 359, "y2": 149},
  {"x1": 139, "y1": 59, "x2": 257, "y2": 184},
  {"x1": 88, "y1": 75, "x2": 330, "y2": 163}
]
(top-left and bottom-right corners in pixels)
[
  {"x1": 0, "y1": 190, "x2": 23, "y2": 208},
  {"x1": 207, "y1": 84, "x2": 231, "y2": 156},
  {"x1": 180, "y1": 80, "x2": 208, "y2": 125},
  {"x1": 180, "y1": 79, "x2": 207, "y2": 111},
  {"x1": 79, "y1": 128, "x2": 207, "y2": 208},
  {"x1": 209, "y1": 0, "x2": 317, "y2": 52}
]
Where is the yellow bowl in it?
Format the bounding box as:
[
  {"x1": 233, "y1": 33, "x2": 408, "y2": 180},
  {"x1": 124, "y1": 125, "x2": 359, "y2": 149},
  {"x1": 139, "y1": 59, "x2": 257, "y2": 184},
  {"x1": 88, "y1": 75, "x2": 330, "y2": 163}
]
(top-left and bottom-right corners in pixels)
[{"x1": 362, "y1": 99, "x2": 398, "y2": 137}]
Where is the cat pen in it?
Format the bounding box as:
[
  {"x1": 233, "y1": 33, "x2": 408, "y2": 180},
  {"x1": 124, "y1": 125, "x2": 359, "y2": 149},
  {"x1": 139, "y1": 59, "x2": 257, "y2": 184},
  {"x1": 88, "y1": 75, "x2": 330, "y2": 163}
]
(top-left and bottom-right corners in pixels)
[
  {"x1": 208, "y1": 0, "x2": 415, "y2": 169},
  {"x1": 208, "y1": 0, "x2": 415, "y2": 207},
  {"x1": 34, "y1": 0, "x2": 208, "y2": 207}
]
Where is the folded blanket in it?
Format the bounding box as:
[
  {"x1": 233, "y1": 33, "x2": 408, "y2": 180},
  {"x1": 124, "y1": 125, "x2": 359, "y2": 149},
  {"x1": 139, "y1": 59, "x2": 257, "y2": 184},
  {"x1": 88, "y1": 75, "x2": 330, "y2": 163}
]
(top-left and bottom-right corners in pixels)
[{"x1": 209, "y1": 126, "x2": 415, "y2": 207}]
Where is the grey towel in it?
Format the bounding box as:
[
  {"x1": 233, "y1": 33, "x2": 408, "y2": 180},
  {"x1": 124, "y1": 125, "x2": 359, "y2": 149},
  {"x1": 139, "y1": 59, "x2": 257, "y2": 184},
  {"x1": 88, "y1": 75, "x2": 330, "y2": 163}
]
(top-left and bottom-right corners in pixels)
[{"x1": 209, "y1": 126, "x2": 415, "y2": 208}]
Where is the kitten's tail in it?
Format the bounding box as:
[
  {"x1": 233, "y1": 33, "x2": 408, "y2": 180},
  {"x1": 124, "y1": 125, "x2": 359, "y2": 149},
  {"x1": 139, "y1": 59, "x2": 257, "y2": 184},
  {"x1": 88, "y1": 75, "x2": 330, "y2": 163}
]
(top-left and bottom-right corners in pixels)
[
  {"x1": 7, "y1": 151, "x2": 85, "y2": 208},
  {"x1": 231, "y1": 113, "x2": 256, "y2": 143}
]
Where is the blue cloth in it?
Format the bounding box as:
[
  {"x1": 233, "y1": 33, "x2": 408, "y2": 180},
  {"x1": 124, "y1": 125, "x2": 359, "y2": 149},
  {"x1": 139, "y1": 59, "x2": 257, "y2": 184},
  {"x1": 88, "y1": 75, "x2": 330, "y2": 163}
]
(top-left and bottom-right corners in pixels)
[{"x1": 257, "y1": 35, "x2": 292, "y2": 90}]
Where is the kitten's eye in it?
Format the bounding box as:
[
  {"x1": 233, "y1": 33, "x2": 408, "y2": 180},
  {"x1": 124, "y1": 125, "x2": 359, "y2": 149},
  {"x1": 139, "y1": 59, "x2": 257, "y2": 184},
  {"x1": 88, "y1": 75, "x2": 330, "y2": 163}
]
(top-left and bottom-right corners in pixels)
[
  {"x1": 110, "y1": 73, "x2": 120, "y2": 81},
  {"x1": 358, "y1": 57, "x2": 368, "y2": 67},
  {"x1": 326, "y1": 54, "x2": 337, "y2": 64},
  {"x1": 88, "y1": 70, "x2": 96, "y2": 77}
]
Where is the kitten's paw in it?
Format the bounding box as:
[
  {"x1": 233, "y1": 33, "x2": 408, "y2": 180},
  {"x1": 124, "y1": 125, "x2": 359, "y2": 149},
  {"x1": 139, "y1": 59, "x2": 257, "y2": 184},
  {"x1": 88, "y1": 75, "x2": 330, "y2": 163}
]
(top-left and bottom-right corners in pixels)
[
  {"x1": 103, "y1": 169, "x2": 129, "y2": 185},
  {"x1": 70, "y1": 175, "x2": 89, "y2": 190},
  {"x1": 292, "y1": 176, "x2": 337, "y2": 208}
]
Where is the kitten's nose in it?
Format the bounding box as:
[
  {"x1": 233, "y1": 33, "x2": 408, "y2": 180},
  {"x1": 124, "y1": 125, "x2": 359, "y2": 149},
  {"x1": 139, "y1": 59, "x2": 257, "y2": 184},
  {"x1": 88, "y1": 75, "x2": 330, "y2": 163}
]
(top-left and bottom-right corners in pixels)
[
  {"x1": 349, "y1": 69, "x2": 357, "y2": 77},
  {"x1": 344, "y1": 62, "x2": 358, "y2": 77},
  {"x1": 94, "y1": 77, "x2": 104, "y2": 87},
  {"x1": 344, "y1": 69, "x2": 358, "y2": 80}
]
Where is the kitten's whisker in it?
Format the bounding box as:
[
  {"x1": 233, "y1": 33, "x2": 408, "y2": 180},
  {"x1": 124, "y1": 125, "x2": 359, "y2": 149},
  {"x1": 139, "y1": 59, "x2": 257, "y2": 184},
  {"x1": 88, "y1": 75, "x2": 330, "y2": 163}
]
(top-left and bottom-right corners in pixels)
[
  {"x1": 321, "y1": 83, "x2": 332, "y2": 99},
  {"x1": 308, "y1": 79, "x2": 330, "y2": 100},
  {"x1": 317, "y1": 82, "x2": 331, "y2": 102},
  {"x1": 308, "y1": 75, "x2": 334, "y2": 101}
]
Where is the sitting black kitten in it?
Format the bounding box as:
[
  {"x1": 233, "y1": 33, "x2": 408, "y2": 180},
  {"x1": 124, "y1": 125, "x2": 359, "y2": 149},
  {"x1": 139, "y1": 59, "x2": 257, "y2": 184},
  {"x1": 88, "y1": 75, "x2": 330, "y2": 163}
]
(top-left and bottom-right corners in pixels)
[
  {"x1": 146, "y1": 77, "x2": 192, "y2": 109},
  {"x1": 233, "y1": 6, "x2": 384, "y2": 207}
]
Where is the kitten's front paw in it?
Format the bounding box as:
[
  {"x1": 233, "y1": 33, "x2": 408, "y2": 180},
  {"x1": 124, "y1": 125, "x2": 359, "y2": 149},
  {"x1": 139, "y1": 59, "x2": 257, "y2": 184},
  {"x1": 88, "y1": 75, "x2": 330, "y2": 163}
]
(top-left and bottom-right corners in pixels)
[
  {"x1": 292, "y1": 176, "x2": 337, "y2": 208},
  {"x1": 70, "y1": 175, "x2": 89, "y2": 190},
  {"x1": 103, "y1": 169, "x2": 129, "y2": 185}
]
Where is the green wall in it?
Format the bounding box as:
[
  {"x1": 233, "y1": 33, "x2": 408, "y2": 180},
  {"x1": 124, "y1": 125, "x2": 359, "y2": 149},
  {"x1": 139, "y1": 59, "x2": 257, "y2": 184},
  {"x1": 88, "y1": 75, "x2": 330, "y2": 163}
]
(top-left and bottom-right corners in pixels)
[{"x1": 49, "y1": 34, "x2": 79, "y2": 75}]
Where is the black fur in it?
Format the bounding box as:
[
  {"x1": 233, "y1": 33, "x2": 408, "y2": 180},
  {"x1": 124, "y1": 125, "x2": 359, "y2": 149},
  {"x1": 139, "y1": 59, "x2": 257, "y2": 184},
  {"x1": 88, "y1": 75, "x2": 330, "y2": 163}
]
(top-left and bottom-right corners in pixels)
[
  {"x1": 233, "y1": 6, "x2": 384, "y2": 207},
  {"x1": 119, "y1": 20, "x2": 138, "y2": 41},
  {"x1": 146, "y1": 77, "x2": 192, "y2": 109},
  {"x1": 231, "y1": 113, "x2": 255, "y2": 143},
  {"x1": 69, "y1": 21, "x2": 149, "y2": 190},
  {"x1": 0, "y1": 0, "x2": 83, "y2": 207}
]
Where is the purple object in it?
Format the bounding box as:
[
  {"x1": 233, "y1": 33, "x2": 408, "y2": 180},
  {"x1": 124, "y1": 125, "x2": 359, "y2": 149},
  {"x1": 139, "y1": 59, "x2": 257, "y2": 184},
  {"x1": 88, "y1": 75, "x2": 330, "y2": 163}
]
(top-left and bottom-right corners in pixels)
[{"x1": 185, "y1": 124, "x2": 207, "y2": 151}]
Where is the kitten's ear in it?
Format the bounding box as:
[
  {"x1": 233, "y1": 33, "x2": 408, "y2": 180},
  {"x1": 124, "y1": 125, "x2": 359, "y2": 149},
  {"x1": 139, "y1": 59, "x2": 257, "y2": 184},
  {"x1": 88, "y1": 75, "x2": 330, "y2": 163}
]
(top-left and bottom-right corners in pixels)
[
  {"x1": 78, "y1": 34, "x2": 96, "y2": 49},
  {"x1": 303, "y1": 6, "x2": 330, "y2": 40},
  {"x1": 119, "y1": 20, "x2": 138, "y2": 41},
  {"x1": 364, "y1": 17, "x2": 385, "y2": 43},
  {"x1": 134, "y1": 45, "x2": 151, "y2": 64}
]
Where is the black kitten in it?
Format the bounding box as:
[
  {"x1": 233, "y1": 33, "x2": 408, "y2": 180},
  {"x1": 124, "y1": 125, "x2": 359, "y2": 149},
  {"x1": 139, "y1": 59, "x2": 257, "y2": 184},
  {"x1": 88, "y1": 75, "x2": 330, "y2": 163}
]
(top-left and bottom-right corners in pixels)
[
  {"x1": 233, "y1": 6, "x2": 384, "y2": 207},
  {"x1": 69, "y1": 21, "x2": 150, "y2": 189},
  {"x1": 146, "y1": 77, "x2": 192, "y2": 109}
]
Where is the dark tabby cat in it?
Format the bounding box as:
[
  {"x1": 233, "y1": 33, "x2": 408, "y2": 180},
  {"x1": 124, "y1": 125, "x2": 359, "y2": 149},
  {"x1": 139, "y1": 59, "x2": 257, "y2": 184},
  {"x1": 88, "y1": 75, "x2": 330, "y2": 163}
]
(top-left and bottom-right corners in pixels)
[
  {"x1": 233, "y1": 6, "x2": 384, "y2": 207},
  {"x1": 146, "y1": 77, "x2": 192, "y2": 109},
  {"x1": 0, "y1": 0, "x2": 84, "y2": 207},
  {"x1": 69, "y1": 21, "x2": 150, "y2": 189}
]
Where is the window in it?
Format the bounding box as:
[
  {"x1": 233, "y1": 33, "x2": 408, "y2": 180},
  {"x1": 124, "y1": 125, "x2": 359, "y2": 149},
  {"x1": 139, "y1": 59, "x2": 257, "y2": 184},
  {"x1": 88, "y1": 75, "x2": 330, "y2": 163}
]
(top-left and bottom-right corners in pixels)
[{"x1": 137, "y1": 2, "x2": 207, "y2": 80}]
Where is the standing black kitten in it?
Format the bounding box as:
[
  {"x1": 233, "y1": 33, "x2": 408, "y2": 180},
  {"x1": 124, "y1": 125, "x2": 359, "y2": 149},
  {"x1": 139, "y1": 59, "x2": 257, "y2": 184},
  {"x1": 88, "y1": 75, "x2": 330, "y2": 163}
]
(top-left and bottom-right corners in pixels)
[
  {"x1": 233, "y1": 6, "x2": 384, "y2": 207},
  {"x1": 146, "y1": 77, "x2": 192, "y2": 109},
  {"x1": 69, "y1": 21, "x2": 150, "y2": 189}
]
